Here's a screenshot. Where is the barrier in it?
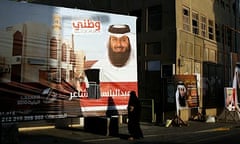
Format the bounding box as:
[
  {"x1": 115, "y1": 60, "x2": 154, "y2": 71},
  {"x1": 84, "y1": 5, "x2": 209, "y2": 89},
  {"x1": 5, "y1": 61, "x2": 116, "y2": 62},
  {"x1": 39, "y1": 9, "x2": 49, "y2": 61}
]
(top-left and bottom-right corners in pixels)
[
  {"x1": 84, "y1": 116, "x2": 119, "y2": 136},
  {"x1": 139, "y1": 99, "x2": 156, "y2": 123}
]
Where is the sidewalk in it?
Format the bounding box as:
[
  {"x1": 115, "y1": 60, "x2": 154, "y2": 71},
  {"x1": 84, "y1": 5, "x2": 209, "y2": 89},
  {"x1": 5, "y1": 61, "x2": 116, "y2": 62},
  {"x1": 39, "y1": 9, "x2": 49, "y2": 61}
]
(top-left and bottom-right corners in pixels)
[
  {"x1": 18, "y1": 119, "x2": 240, "y2": 144},
  {"x1": 18, "y1": 119, "x2": 240, "y2": 134},
  {"x1": 129, "y1": 120, "x2": 240, "y2": 135}
]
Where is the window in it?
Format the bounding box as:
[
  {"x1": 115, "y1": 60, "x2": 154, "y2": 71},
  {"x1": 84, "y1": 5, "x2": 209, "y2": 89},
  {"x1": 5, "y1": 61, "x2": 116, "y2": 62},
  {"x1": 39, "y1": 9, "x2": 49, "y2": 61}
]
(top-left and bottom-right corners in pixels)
[
  {"x1": 12, "y1": 31, "x2": 23, "y2": 56},
  {"x1": 62, "y1": 43, "x2": 67, "y2": 61},
  {"x1": 146, "y1": 60, "x2": 160, "y2": 71},
  {"x1": 221, "y1": 0, "x2": 225, "y2": 9},
  {"x1": 130, "y1": 10, "x2": 142, "y2": 32},
  {"x1": 226, "y1": 3, "x2": 230, "y2": 12},
  {"x1": 192, "y1": 11, "x2": 199, "y2": 34},
  {"x1": 239, "y1": 17, "x2": 240, "y2": 26},
  {"x1": 208, "y1": 19, "x2": 214, "y2": 40},
  {"x1": 215, "y1": 23, "x2": 221, "y2": 42},
  {"x1": 50, "y1": 37, "x2": 58, "y2": 59},
  {"x1": 148, "y1": 5, "x2": 162, "y2": 31},
  {"x1": 61, "y1": 68, "x2": 66, "y2": 80},
  {"x1": 183, "y1": 7, "x2": 190, "y2": 31},
  {"x1": 200, "y1": 15, "x2": 206, "y2": 37},
  {"x1": 145, "y1": 42, "x2": 161, "y2": 56},
  {"x1": 227, "y1": 28, "x2": 232, "y2": 48}
]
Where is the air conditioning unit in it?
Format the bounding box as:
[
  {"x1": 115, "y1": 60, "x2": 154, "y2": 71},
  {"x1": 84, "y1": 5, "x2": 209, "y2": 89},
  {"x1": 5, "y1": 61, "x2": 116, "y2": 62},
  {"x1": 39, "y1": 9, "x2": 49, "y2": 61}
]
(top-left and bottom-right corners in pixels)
[
  {"x1": 0, "y1": 65, "x2": 10, "y2": 73},
  {"x1": 0, "y1": 67, "x2": 4, "y2": 73},
  {"x1": 16, "y1": 56, "x2": 21, "y2": 62},
  {"x1": 4, "y1": 67, "x2": 10, "y2": 73},
  {"x1": 12, "y1": 56, "x2": 22, "y2": 64}
]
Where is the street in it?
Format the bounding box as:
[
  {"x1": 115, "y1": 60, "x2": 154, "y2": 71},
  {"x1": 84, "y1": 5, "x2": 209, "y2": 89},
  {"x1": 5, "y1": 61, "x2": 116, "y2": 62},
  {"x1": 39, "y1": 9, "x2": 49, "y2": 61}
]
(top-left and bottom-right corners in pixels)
[{"x1": 18, "y1": 121, "x2": 240, "y2": 144}]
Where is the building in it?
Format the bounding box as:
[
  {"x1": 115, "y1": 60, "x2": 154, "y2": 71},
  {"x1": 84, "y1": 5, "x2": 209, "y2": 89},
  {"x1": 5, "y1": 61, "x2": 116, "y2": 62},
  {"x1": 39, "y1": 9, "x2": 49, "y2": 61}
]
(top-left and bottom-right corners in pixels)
[
  {"x1": 0, "y1": 15, "x2": 85, "y2": 91},
  {"x1": 26, "y1": 0, "x2": 240, "y2": 123}
]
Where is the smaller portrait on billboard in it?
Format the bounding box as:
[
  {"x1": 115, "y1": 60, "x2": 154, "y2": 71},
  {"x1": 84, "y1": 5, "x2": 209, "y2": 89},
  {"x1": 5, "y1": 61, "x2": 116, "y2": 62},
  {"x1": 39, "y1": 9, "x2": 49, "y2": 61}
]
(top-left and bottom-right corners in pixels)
[
  {"x1": 175, "y1": 81, "x2": 187, "y2": 116},
  {"x1": 224, "y1": 87, "x2": 235, "y2": 111}
]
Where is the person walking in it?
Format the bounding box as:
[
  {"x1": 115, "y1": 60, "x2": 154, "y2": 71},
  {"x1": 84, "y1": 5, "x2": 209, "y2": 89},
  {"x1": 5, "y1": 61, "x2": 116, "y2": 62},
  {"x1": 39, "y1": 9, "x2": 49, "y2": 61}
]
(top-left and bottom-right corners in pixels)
[{"x1": 127, "y1": 91, "x2": 143, "y2": 140}]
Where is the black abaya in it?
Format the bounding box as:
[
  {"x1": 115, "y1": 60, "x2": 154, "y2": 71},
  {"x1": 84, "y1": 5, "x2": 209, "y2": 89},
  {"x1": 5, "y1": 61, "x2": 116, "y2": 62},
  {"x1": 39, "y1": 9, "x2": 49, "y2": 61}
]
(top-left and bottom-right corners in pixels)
[{"x1": 127, "y1": 91, "x2": 143, "y2": 139}]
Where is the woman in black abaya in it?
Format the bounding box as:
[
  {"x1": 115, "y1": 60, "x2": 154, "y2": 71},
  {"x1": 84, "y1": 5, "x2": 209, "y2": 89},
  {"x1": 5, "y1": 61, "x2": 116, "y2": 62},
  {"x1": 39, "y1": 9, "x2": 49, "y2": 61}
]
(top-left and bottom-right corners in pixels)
[{"x1": 127, "y1": 91, "x2": 143, "y2": 140}]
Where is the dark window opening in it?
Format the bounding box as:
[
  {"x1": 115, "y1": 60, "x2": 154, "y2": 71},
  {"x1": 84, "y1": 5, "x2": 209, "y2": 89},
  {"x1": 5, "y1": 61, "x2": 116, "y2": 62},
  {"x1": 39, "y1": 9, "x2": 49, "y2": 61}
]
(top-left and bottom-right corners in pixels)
[{"x1": 148, "y1": 5, "x2": 162, "y2": 31}]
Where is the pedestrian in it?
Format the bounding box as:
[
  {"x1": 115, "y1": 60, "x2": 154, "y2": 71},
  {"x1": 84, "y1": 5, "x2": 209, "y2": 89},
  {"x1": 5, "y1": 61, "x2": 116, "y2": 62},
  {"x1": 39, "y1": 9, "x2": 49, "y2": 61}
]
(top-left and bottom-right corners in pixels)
[{"x1": 127, "y1": 91, "x2": 143, "y2": 140}]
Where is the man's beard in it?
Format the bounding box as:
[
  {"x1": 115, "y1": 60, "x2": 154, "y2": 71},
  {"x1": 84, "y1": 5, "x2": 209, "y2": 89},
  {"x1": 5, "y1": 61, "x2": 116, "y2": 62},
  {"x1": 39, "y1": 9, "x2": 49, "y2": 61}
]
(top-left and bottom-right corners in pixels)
[{"x1": 108, "y1": 46, "x2": 131, "y2": 67}]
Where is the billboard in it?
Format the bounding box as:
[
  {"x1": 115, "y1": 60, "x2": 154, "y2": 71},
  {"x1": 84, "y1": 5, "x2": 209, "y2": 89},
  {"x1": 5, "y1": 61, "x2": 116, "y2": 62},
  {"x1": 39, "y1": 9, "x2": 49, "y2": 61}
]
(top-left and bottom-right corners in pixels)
[
  {"x1": 166, "y1": 75, "x2": 199, "y2": 115},
  {"x1": 0, "y1": 1, "x2": 137, "y2": 122},
  {"x1": 224, "y1": 87, "x2": 235, "y2": 111},
  {"x1": 174, "y1": 75, "x2": 199, "y2": 108}
]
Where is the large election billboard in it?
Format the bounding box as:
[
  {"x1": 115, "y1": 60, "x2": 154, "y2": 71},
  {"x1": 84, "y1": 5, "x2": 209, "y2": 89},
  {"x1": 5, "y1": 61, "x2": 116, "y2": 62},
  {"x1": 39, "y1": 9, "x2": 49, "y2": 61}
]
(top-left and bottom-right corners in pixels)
[{"x1": 0, "y1": 0, "x2": 137, "y2": 123}]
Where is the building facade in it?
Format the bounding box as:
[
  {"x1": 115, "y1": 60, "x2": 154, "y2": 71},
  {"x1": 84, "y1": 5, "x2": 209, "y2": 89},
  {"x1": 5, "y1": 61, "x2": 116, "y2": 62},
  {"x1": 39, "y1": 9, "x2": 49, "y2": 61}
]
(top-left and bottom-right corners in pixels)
[{"x1": 29, "y1": 0, "x2": 240, "y2": 123}]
